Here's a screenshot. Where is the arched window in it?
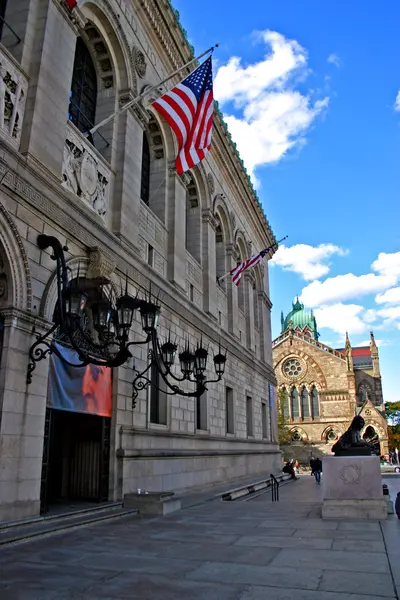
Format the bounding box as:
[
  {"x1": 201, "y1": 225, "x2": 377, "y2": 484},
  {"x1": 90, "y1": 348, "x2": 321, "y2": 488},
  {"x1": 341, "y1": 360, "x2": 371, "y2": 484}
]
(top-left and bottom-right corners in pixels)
[
  {"x1": 281, "y1": 389, "x2": 289, "y2": 418},
  {"x1": 215, "y1": 221, "x2": 225, "y2": 282},
  {"x1": 290, "y1": 388, "x2": 299, "y2": 419},
  {"x1": 69, "y1": 37, "x2": 97, "y2": 133},
  {"x1": 292, "y1": 430, "x2": 302, "y2": 442},
  {"x1": 301, "y1": 387, "x2": 310, "y2": 418},
  {"x1": 185, "y1": 174, "x2": 201, "y2": 262},
  {"x1": 311, "y1": 386, "x2": 319, "y2": 418},
  {"x1": 253, "y1": 283, "x2": 259, "y2": 330},
  {"x1": 140, "y1": 132, "x2": 150, "y2": 205}
]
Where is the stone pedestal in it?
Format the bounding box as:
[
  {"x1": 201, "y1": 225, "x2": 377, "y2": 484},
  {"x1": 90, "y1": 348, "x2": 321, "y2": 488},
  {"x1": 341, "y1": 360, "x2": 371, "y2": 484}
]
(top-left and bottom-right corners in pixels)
[
  {"x1": 322, "y1": 456, "x2": 387, "y2": 520},
  {"x1": 124, "y1": 492, "x2": 181, "y2": 516}
]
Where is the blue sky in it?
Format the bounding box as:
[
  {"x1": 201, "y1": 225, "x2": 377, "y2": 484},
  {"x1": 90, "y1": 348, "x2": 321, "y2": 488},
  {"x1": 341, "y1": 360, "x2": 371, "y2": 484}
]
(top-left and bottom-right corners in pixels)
[{"x1": 172, "y1": 0, "x2": 400, "y2": 403}]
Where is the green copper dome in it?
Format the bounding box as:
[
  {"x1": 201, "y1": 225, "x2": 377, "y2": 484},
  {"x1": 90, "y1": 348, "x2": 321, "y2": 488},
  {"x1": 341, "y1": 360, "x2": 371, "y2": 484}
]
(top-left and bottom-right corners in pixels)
[{"x1": 281, "y1": 298, "x2": 319, "y2": 340}]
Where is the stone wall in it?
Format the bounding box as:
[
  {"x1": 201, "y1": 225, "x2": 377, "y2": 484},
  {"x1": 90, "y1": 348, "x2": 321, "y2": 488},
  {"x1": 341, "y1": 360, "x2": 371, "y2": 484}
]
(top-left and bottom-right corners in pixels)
[{"x1": 0, "y1": 0, "x2": 279, "y2": 522}]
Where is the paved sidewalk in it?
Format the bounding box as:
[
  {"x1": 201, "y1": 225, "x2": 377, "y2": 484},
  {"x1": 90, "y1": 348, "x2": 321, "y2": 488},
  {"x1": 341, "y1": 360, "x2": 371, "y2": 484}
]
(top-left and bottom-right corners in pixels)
[{"x1": 0, "y1": 475, "x2": 399, "y2": 599}]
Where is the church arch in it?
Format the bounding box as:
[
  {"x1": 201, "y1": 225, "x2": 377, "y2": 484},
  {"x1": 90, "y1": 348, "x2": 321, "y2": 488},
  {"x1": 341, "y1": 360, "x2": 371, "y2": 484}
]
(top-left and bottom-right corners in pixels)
[
  {"x1": 0, "y1": 202, "x2": 32, "y2": 312},
  {"x1": 321, "y1": 425, "x2": 341, "y2": 442},
  {"x1": 301, "y1": 386, "x2": 310, "y2": 418},
  {"x1": 290, "y1": 427, "x2": 308, "y2": 442},
  {"x1": 290, "y1": 387, "x2": 299, "y2": 419},
  {"x1": 310, "y1": 385, "x2": 320, "y2": 418}
]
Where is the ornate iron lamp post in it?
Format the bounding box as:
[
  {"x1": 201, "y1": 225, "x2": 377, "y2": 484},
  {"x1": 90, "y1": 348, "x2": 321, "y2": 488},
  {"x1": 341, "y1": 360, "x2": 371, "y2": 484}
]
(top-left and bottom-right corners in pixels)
[{"x1": 27, "y1": 235, "x2": 227, "y2": 406}]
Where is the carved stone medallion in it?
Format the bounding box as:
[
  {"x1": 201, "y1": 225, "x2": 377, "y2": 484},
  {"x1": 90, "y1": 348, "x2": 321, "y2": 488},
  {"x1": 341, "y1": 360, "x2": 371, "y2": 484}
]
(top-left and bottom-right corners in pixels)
[
  {"x1": 80, "y1": 154, "x2": 98, "y2": 197},
  {"x1": 134, "y1": 48, "x2": 147, "y2": 78}
]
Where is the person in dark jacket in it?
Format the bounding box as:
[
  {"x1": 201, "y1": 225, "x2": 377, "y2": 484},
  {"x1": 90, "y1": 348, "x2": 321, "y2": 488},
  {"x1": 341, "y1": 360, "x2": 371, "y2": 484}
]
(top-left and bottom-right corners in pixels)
[
  {"x1": 310, "y1": 456, "x2": 322, "y2": 483},
  {"x1": 283, "y1": 461, "x2": 297, "y2": 480}
]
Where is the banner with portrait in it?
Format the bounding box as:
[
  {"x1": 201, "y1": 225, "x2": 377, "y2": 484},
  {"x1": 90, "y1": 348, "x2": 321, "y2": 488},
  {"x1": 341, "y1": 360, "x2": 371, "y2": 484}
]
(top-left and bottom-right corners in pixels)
[
  {"x1": 47, "y1": 343, "x2": 112, "y2": 417},
  {"x1": 269, "y1": 383, "x2": 278, "y2": 443}
]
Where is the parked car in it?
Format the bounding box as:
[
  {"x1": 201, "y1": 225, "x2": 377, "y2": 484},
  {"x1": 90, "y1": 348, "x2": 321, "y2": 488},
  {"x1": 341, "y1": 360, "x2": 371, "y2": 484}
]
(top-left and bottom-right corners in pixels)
[{"x1": 380, "y1": 461, "x2": 400, "y2": 474}]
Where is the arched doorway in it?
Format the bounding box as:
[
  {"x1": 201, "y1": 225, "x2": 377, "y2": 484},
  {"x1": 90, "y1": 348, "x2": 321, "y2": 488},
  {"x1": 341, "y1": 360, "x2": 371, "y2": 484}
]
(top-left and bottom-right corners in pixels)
[
  {"x1": 363, "y1": 425, "x2": 380, "y2": 456},
  {"x1": 40, "y1": 277, "x2": 113, "y2": 514}
]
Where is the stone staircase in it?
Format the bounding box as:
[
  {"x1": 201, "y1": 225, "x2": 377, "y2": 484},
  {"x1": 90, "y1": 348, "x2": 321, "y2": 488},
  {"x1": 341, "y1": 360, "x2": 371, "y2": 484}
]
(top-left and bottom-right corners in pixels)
[{"x1": 0, "y1": 502, "x2": 138, "y2": 547}]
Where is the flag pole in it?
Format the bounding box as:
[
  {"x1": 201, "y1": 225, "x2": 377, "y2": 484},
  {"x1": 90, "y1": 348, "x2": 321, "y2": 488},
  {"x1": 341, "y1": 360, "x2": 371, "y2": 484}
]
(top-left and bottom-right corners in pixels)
[
  {"x1": 88, "y1": 44, "x2": 219, "y2": 137},
  {"x1": 217, "y1": 236, "x2": 288, "y2": 285}
]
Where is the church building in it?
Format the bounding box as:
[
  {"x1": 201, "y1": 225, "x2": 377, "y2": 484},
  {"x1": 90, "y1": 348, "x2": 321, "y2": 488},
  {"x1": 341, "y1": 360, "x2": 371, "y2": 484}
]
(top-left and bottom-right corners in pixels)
[{"x1": 273, "y1": 299, "x2": 388, "y2": 457}]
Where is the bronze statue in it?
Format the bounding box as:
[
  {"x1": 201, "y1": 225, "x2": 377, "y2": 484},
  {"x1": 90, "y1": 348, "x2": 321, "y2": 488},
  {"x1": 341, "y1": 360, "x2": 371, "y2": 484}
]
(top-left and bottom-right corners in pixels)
[{"x1": 331, "y1": 416, "x2": 377, "y2": 456}]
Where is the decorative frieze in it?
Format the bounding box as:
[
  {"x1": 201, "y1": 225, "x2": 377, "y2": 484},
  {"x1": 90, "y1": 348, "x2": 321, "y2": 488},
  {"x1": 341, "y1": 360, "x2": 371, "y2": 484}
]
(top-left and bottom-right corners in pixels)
[
  {"x1": 185, "y1": 252, "x2": 202, "y2": 286},
  {"x1": 0, "y1": 48, "x2": 28, "y2": 149},
  {"x1": 139, "y1": 203, "x2": 167, "y2": 251},
  {"x1": 62, "y1": 121, "x2": 112, "y2": 220},
  {"x1": 217, "y1": 286, "x2": 227, "y2": 315}
]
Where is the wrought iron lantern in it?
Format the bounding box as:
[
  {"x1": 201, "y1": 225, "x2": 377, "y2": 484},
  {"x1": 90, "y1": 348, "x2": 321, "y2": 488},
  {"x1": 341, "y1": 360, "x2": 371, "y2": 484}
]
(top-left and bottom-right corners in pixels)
[{"x1": 27, "y1": 235, "x2": 227, "y2": 406}]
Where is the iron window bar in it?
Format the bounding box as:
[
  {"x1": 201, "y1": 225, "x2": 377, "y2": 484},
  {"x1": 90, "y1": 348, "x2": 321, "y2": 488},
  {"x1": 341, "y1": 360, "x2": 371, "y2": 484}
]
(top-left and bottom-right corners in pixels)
[
  {"x1": 68, "y1": 97, "x2": 110, "y2": 148},
  {"x1": 0, "y1": 16, "x2": 21, "y2": 44}
]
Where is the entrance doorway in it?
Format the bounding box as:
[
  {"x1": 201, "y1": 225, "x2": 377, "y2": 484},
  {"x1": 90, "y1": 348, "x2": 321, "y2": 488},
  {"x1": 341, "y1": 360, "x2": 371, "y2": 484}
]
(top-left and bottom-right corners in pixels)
[{"x1": 41, "y1": 408, "x2": 111, "y2": 514}]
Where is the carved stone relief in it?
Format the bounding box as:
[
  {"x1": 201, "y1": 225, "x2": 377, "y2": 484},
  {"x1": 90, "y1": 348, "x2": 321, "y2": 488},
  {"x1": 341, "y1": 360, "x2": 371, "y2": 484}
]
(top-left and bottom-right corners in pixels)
[
  {"x1": 0, "y1": 255, "x2": 7, "y2": 305},
  {"x1": 133, "y1": 47, "x2": 147, "y2": 78},
  {"x1": 87, "y1": 247, "x2": 116, "y2": 283},
  {"x1": 62, "y1": 122, "x2": 111, "y2": 220},
  {"x1": 207, "y1": 173, "x2": 215, "y2": 197},
  {"x1": 0, "y1": 55, "x2": 28, "y2": 147}
]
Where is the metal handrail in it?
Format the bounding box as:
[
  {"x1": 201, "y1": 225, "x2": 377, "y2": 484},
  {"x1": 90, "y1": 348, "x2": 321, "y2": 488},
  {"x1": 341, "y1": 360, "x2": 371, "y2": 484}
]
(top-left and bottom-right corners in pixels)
[
  {"x1": 270, "y1": 473, "x2": 279, "y2": 502},
  {"x1": 0, "y1": 16, "x2": 21, "y2": 44}
]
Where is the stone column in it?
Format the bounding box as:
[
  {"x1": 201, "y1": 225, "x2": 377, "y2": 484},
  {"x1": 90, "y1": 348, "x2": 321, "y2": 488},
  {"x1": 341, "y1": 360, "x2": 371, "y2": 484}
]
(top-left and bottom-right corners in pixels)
[
  {"x1": 18, "y1": 0, "x2": 80, "y2": 178},
  {"x1": 166, "y1": 164, "x2": 186, "y2": 292},
  {"x1": 111, "y1": 102, "x2": 147, "y2": 250},
  {"x1": 225, "y1": 243, "x2": 238, "y2": 336},
  {"x1": 201, "y1": 209, "x2": 218, "y2": 317},
  {"x1": 0, "y1": 310, "x2": 50, "y2": 522},
  {"x1": 258, "y1": 290, "x2": 273, "y2": 366},
  {"x1": 243, "y1": 272, "x2": 255, "y2": 350}
]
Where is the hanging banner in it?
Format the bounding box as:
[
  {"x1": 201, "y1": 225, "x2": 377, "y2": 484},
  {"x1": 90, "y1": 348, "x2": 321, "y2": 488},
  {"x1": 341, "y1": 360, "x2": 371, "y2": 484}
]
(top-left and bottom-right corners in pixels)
[
  {"x1": 269, "y1": 383, "x2": 278, "y2": 443},
  {"x1": 48, "y1": 343, "x2": 112, "y2": 417}
]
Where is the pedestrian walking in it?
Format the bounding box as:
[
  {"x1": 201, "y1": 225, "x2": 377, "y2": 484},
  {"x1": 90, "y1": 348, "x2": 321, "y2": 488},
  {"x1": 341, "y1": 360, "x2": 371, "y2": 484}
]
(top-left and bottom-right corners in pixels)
[{"x1": 310, "y1": 456, "x2": 322, "y2": 484}]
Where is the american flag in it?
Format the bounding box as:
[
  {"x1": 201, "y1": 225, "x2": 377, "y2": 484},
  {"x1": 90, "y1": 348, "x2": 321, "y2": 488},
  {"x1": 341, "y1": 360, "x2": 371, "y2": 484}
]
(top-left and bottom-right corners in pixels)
[
  {"x1": 152, "y1": 57, "x2": 214, "y2": 175},
  {"x1": 231, "y1": 245, "x2": 275, "y2": 286}
]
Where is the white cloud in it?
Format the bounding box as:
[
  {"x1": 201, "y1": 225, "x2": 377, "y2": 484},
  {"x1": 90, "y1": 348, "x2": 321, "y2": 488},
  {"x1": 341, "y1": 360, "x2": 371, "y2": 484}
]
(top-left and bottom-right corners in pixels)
[
  {"x1": 300, "y1": 272, "x2": 397, "y2": 307},
  {"x1": 358, "y1": 339, "x2": 388, "y2": 347},
  {"x1": 270, "y1": 243, "x2": 346, "y2": 280},
  {"x1": 214, "y1": 30, "x2": 328, "y2": 181},
  {"x1": 364, "y1": 309, "x2": 378, "y2": 323},
  {"x1": 372, "y1": 251, "x2": 400, "y2": 279},
  {"x1": 314, "y1": 304, "x2": 368, "y2": 336},
  {"x1": 394, "y1": 90, "x2": 400, "y2": 112},
  {"x1": 376, "y1": 286, "x2": 400, "y2": 305},
  {"x1": 377, "y1": 306, "x2": 400, "y2": 321},
  {"x1": 327, "y1": 53, "x2": 341, "y2": 68}
]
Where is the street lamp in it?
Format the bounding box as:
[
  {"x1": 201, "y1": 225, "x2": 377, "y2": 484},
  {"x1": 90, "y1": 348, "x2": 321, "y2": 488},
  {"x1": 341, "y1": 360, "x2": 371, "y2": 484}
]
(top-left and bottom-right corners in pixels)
[{"x1": 27, "y1": 235, "x2": 227, "y2": 406}]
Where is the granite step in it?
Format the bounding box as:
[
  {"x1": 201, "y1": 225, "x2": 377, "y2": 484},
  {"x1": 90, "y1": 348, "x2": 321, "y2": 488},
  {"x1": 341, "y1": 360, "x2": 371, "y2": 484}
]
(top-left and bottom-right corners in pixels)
[{"x1": 0, "y1": 503, "x2": 138, "y2": 547}]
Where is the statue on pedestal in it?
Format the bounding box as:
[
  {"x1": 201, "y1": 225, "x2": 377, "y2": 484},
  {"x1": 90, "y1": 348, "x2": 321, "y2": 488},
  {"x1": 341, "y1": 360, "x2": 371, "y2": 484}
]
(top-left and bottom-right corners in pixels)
[{"x1": 332, "y1": 415, "x2": 377, "y2": 456}]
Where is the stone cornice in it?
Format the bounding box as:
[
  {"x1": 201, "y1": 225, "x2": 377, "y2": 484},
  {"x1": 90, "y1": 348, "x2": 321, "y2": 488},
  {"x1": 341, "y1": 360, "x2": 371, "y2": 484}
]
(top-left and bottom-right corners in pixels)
[
  {"x1": 258, "y1": 291, "x2": 273, "y2": 309},
  {"x1": 136, "y1": 1, "x2": 275, "y2": 249}
]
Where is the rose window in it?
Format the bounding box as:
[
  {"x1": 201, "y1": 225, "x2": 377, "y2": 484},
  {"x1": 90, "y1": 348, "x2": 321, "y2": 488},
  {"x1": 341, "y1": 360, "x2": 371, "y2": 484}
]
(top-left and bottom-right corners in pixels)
[
  {"x1": 327, "y1": 430, "x2": 338, "y2": 441},
  {"x1": 283, "y1": 358, "x2": 303, "y2": 377}
]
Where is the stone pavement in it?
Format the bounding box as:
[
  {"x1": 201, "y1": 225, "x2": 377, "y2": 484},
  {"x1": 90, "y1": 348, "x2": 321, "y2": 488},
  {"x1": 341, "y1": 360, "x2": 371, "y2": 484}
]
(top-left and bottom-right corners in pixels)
[{"x1": 0, "y1": 475, "x2": 399, "y2": 600}]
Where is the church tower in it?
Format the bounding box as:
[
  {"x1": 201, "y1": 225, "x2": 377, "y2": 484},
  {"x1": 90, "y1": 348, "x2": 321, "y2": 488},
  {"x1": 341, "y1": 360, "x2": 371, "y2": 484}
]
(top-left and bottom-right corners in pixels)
[
  {"x1": 370, "y1": 331, "x2": 381, "y2": 377},
  {"x1": 281, "y1": 297, "x2": 319, "y2": 340}
]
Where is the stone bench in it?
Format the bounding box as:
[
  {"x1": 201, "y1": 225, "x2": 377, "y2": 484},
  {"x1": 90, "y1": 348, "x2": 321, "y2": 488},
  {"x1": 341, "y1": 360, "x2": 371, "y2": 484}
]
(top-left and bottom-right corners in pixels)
[{"x1": 123, "y1": 492, "x2": 181, "y2": 516}]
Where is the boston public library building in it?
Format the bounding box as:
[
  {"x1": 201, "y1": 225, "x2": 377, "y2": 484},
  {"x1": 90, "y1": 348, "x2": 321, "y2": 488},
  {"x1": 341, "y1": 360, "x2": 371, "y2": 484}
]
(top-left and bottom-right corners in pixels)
[{"x1": 0, "y1": 0, "x2": 279, "y2": 523}]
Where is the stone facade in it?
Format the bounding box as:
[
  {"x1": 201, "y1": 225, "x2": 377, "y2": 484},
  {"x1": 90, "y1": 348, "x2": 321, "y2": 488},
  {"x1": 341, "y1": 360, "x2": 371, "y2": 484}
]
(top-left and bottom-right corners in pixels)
[
  {"x1": 273, "y1": 324, "x2": 388, "y2": 458},
  {"x1": 0, "y1": 0, "x2": 280, "y2": 523}
]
